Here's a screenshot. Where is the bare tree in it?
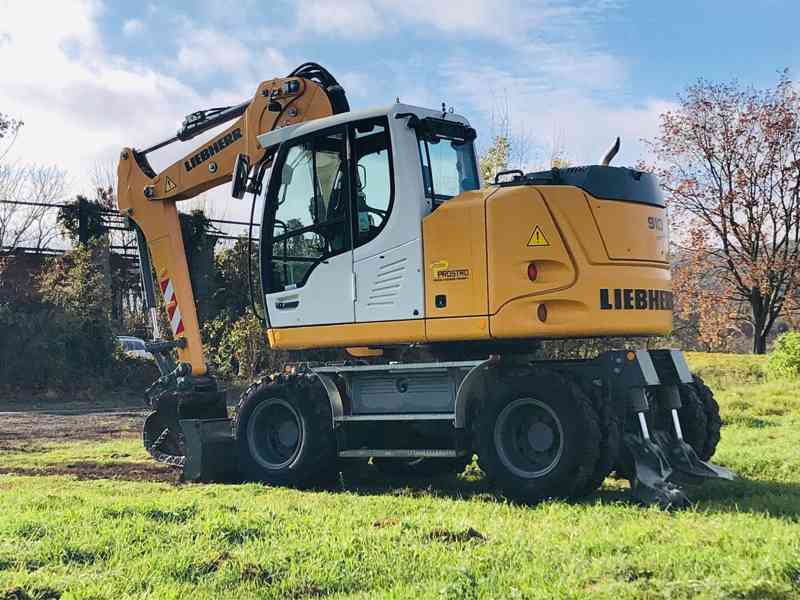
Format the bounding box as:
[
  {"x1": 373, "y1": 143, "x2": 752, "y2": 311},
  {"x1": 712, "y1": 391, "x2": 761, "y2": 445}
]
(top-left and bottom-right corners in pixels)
[
  {"x1": 482, "y1": 94, "x2": 534, "y2": 175},
  {"x1": 651, "y1": 72, "x2": 800, "y2": 353},
  {"x1": 0, "y1": 112, "x2": 23, "y2": 164},
  {"x1": 0, "y1": 164, "x2": 66, "y2": 254}
]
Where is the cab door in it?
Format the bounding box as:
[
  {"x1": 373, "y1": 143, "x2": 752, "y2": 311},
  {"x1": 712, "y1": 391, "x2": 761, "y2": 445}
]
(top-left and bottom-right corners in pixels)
[
  {"x1": 261, "y1": 125, "x2": 354, "y2": 327},
  {"x1": 351, "y1": 116, "x2": 426, "y2": 323}
]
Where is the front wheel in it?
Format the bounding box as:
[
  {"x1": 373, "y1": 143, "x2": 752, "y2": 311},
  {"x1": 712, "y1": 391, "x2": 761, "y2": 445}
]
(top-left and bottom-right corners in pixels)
[
  {"x1": 477, "y1": 370, "x2": 600, "y2": 503},
  {"x1": 234, "y1": 374, "x2": 337, "y2": 487}
]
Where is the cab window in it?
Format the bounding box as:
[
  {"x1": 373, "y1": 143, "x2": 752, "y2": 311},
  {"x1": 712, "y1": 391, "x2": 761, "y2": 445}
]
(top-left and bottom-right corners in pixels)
[
  {"x1": 416, "y1": 124, "x2": 479, "y2": 205},
  {"x1": 351, "y1": 118, "x2": 393, "y2": 247},
  {"x1": 265, "y1": 128, "x2": 349, "y2": 293}
]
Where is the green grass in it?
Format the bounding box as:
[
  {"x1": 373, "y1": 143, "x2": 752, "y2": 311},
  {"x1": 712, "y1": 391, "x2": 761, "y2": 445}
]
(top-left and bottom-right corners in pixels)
[{"x1": 2, "y1": 355, "x2": 800, "y2": 599}]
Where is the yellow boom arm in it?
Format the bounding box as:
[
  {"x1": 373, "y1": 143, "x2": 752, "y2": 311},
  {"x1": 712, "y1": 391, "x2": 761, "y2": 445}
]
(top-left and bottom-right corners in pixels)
[{"x1": 117, "y1": 71, "x2": 341, "y2": 375}]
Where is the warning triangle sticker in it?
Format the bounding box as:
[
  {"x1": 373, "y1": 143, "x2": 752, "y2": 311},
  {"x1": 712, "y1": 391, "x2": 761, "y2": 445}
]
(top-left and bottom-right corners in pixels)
[
  {"x1": 527, "y1": 225, "x2": 550, "y2": 247},
  {"x1": 164, "y1": 176, "x2": 176, "y2": 193}
]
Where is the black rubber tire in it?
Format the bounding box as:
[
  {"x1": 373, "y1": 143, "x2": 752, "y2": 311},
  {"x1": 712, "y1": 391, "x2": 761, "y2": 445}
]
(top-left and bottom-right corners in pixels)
[
  {"x1": 679, "y1": 374, "x2": 722, "y2": 461},
  {"x1": 373, "y1": 455, "x2": 472, "y2": 478},
  {"x1": 234, "y1": 373, "x2": 337, "y2": 487},
  {"x1": 142, "y1": 409, "x2": 186, "y2": 467},
  {"x1": 572, "y1": 377, "x2": 621, "y2": 496},
  {"x1": 476, "y1": 369, "x2": 601, "y2": 503}
]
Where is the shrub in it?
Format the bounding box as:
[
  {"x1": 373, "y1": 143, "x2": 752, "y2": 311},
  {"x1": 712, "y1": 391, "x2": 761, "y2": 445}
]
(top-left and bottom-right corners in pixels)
[
  {"x1": 0, "y1": 242, "x2": 152, "y2": 389},
  {"x1": 203, "y1": 311, "x2": 284, "y2": 380},
  {"x1": 766, "y1": 332, "x2": 800, "y2": 379}
]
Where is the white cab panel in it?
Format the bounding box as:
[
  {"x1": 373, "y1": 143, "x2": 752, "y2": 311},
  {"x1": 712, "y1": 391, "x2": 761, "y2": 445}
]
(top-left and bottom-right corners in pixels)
[
  {"x1": 266, "y1": 251, "x2": 354, "y2": 327},
  {"x1": 354, "y1": 239, "x2": 424, "y2": 322}
]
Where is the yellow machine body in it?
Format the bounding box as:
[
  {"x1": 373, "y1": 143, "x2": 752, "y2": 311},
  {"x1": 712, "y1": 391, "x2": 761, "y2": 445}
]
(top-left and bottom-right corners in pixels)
[{"x1": 267, "y1": 183, "x2": 671, "y2": 350}]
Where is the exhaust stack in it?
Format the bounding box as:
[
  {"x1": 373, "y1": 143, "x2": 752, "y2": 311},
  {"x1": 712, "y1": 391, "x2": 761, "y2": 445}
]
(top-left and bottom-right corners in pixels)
[{"x1": 600, "y1": 137, "x2": 621, "y2": 166}]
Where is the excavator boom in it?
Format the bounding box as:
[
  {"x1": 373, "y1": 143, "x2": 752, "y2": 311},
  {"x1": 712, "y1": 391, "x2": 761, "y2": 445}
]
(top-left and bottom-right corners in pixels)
[{"x1": 117, "y1": 63, "x2": 349, "y2": 375}]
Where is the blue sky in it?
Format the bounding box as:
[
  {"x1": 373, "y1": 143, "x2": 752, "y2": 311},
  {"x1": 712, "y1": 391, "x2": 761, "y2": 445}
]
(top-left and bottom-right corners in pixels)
[{"x1": 1, "y1": 0, "x2": 797, "y2": 205}]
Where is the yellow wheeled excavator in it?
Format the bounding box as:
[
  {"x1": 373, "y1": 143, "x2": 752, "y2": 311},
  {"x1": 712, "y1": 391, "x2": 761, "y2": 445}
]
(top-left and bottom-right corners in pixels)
[{"x1": 117, "y1": 63, "x2": 733, "y2": 507}]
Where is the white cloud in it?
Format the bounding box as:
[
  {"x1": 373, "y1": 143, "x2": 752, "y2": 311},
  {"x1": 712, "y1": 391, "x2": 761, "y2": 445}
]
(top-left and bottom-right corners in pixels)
[
  {"x1": 175, "y1": 23, "x2": 251, "y2": 74},
  {"x1": 293, "y1": 0, "x2": 524, "y2": 38},
  {"x1": 0, "y1": 1, "x2": 248, "y2": 197},
  {"x1": 294, "y1": 0, "x2": 385, "y2": 37},
  {"x1": 292, "y1": 0, "x2": 616, "y2": 41},
  {"x1": 122, "y1": 18, "x2": 144, "y2": 36},
  {"x1": 442, "y1": 59, "x2": 674, "y2": 168}
]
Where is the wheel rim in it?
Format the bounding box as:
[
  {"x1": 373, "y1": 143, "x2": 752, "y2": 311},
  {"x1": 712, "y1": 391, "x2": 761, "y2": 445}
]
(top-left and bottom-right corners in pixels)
[
  {"x1": 494, "y1": 397, "x2": 564, "y2": 479},
  {"x1": 247, "y1": 398, "x2": 303, "y2": 470}
]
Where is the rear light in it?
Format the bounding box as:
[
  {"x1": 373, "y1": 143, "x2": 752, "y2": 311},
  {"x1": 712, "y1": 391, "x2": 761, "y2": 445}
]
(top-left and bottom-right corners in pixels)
[
  {"x1": 527, "y1": 262, "x2": 538, "y2": 281},
  {"x1": 537, "y1": 304, "x2": 548, "y2": 322}
]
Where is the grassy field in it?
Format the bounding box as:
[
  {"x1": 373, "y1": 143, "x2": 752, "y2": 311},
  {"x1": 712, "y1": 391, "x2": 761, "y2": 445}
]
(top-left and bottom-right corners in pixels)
[{"x1": 1, "y1": 353, "x2": 799, "y2": 599}]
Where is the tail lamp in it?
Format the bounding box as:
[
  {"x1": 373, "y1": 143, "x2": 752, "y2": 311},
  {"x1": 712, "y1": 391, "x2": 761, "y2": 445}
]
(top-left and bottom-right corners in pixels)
[
  {"x1": 537, "y1": 303, "x2": 548, "y2": 322},
  {"x1": 527, "y1": 262, "x2": 538, "y2": 282}
]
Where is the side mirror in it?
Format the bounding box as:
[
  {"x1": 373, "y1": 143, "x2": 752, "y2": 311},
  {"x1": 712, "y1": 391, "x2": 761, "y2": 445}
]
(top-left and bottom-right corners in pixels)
[{"x1": 231, "y1": 153, "x2": 251, "y2": 199}]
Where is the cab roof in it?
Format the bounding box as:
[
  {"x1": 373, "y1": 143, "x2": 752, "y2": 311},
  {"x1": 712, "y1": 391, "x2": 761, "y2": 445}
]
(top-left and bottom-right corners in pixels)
[{"x1": 256, "y1": 103, "x2": 471, "y2": 150}]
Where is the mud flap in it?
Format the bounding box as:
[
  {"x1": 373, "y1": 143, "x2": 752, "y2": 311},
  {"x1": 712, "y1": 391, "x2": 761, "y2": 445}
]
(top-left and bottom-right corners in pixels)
[
  {"x1": 180, "y1": 418, "x2": 239, "y2": 482},
  {"x1": 623, "y1": 432, "x2": 689, "y2": 509}
]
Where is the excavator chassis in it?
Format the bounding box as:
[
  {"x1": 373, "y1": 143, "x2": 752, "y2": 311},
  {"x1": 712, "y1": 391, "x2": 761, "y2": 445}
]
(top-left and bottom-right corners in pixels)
[{"x1": 159, "y1": 348, "x2": 733, "y2": 508}]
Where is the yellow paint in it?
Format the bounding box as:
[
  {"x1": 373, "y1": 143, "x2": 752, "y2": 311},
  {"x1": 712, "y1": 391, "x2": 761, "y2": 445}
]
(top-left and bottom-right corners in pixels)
[
  {"x1": 588, "y1": 198, "x2": 669, "y2": 263},
  {"x1": 486, "y1": 186, "x2": 577, "y2": 315},
  {"x1": 426, "y1": 316, "x2": 490, "y2": 342},
  {"x1": 346, "y1": 347, "x2": 384, "y2": 358},
  {"x1": 487, "y1": 185, "x2": 672, "y2": 338},
  {"x1": 268, "y1": 319, "x2": 427, "y2": 350},
  {"x1": 422, "y1": 190, "x2": 489, "y2": 318}
]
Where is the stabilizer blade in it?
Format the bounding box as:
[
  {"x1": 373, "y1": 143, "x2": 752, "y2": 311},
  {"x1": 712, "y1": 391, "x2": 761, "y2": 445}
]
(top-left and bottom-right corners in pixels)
[
  {"x1": 658, "y1": 433, "x2": 736, "y2": 485},
  {"x1": 623, "y1": 433, "x2": 689, "y2": 509}
]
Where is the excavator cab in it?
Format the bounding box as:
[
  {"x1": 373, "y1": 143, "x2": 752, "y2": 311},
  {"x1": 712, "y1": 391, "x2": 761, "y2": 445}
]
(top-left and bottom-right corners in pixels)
[{"x1": 257, "y1": 105, "x2": 479, "y2": 334}]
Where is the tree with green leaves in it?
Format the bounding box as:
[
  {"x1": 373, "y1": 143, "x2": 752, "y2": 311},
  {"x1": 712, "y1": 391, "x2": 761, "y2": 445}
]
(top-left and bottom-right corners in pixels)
[{"x1": 479, "y1": 135, "x2": 510, "y2": 186}]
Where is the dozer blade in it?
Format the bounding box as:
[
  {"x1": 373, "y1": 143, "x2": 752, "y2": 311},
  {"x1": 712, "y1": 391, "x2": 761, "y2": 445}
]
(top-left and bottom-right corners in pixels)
[
  {"x1": 623, "y1": 433, "x2": 689, "y2": 509},
  {"x1": 658, "y1": 433, "x2": 736, "y2": 486},
  {"x1": 180, "y1": 418, "x2": 239, "y2": 482}
]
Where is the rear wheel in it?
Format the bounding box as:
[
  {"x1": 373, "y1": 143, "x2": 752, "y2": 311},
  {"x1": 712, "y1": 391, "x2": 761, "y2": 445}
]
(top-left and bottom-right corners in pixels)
[
  {"x1": 234, "y1": 374, "x2": 337, "y2": 487},
  {"x1": 679, "y1": 374, "x2": 722, "y2": 461},
  {"x1": 477, "y1": 369, "x2": 600, "y2": 503},
  {"x1": 573, "y1": 378, "x2": 620, "y2": 496}
]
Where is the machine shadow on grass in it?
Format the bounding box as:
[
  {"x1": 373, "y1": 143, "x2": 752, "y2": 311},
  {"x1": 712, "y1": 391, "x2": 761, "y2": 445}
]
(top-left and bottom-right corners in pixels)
[
  {"x1": 5, "y1": 456, "x2": 799, "y2": 519},
  {"x1": 333, "y1": 462, "x2": 800, "y2": 519}
]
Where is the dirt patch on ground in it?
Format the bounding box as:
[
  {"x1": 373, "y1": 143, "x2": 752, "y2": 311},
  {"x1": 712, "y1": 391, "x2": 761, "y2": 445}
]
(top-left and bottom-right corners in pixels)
[
  {"x1": 425, "y1": 527, "x2": 486, "y2": 543},
  {"x1": 0, "y1": 409, "x2": 146, "y2": 448},
  {"x1": 0, "y1": 460, "x2": 181, "y2": 483},
  {"x1": 0, "y1": 389, "x2": 239, "y2": 451}
]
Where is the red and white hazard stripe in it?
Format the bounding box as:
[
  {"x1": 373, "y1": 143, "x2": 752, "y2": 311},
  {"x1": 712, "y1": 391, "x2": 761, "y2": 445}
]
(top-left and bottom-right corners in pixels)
[{"x1": 159, "y1": 273, "x2": 185, "y2": 336}]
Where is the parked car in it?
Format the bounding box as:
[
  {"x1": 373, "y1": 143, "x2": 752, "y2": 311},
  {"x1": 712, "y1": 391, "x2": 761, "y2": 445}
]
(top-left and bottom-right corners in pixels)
[{"x1": 117, "y1": 336, "x2": 154, "y2": 361}]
